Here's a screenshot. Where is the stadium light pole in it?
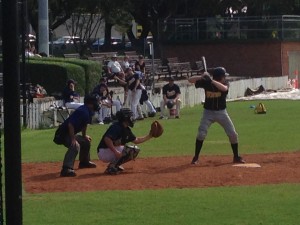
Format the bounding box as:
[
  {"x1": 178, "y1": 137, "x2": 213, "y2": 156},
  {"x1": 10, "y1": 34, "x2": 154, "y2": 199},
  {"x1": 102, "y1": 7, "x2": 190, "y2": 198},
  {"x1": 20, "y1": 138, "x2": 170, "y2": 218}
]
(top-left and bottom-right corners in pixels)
[{"x1": 38, "y1": 0, "x2": 49, "y2": 55}]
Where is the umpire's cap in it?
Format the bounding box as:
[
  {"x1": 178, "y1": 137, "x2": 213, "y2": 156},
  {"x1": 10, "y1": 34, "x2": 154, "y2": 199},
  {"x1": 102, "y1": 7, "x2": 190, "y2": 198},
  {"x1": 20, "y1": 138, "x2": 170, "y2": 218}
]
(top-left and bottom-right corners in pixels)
[{"x1": 84, "y1": 94, "x2": 100, "y2": 111}]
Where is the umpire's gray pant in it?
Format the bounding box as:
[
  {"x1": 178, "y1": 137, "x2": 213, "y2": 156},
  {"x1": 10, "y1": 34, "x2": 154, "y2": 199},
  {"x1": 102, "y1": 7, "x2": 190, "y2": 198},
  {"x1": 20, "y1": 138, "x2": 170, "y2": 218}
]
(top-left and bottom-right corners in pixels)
[{"x1": 62, "y1": 135, "x2": 91, "y2": 169}]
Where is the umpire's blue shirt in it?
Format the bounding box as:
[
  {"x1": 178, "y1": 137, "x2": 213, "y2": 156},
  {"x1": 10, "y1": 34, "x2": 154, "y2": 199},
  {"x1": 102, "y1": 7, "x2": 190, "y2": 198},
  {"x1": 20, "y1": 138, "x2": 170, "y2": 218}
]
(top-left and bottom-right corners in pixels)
[{"x1": 61, "y1": 105, "x2": 94, "y2": 134}]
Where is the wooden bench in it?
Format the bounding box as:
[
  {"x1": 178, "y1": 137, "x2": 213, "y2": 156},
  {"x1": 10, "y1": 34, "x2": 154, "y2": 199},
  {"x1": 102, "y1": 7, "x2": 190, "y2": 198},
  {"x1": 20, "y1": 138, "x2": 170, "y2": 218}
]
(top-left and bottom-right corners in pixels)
[
  {"x1": 144, "y1": 64, "x2": 169, "y2": 82},
  {"x1": 124, "y1": 51, "x2": 137, "y2": 56},
  {"x1": 167, "y1": 57, "x2": 179, "y2": 64},
  {"x1": 189, "y1": 60, "x2": 206, "y2": 75},
  {"x1": 91, "y1": 52, "x2": 118, "y2": 60},
  {"x1": 63, "y1": 53, "x2": 80, "y2": 59},
  {"x1": 88, "y1": 56, "x2": 105, "y2": 63},
  {"x1": 168, "y1": 62, "x2": 192, "y2": 78},
  {"x1": 144, "y1": 58, "x2": 162, "y2": 66}
]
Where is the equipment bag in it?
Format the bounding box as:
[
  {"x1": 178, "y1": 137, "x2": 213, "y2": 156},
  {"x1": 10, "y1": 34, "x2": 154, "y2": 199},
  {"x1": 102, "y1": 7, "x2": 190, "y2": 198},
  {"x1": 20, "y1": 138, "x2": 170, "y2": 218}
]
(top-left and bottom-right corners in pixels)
[
  {"x1": 254, "y1": 102, "x2": 267, "y2": 114},
  {"x1": 53, "y1": 125, "x2": 66, "y2": 145}
]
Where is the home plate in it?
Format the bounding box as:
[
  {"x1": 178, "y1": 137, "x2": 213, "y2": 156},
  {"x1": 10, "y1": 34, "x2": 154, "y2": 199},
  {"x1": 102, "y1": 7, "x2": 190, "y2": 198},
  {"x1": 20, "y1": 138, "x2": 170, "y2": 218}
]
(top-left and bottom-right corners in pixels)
[{"x1": 232, "y1": 163, "x2": 261, "y2": 168}]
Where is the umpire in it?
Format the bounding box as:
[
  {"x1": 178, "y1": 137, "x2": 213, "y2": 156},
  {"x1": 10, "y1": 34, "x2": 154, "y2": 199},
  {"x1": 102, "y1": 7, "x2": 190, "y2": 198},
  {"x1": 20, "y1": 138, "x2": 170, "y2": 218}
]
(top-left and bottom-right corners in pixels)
[{"x1": 58, "y1": 95, "x2": 100, "y2": 177}]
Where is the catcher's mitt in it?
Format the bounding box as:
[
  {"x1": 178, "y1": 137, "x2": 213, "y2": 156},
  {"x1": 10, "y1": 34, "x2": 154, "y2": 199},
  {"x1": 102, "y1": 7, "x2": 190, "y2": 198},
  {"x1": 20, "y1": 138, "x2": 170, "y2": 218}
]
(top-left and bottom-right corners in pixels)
[{"x1": 150, "y1": 120, "x2": 164, "y2": 138}]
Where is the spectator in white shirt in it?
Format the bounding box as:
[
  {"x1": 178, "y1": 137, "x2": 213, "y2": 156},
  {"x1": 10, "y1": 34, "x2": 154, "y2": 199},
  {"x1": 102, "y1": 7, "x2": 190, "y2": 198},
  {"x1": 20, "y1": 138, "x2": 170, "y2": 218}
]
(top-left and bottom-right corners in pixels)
[{"x1": 107, "y1": 54, "x2": 125, "y2": 81}]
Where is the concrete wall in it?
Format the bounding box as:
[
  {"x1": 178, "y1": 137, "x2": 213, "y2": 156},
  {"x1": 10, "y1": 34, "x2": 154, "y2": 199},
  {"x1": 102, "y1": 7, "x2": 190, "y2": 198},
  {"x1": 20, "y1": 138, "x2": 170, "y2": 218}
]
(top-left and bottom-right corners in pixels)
[{"x1": 112, "y1": 76, "x2": 289, "y2": 109}]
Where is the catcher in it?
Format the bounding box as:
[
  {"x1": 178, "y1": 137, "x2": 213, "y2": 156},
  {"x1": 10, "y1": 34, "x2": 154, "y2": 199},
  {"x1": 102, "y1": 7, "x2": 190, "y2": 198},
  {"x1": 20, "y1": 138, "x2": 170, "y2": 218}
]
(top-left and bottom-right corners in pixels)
[{"x1": 97, "y1": 108, "x2": 163, "y2": 175}]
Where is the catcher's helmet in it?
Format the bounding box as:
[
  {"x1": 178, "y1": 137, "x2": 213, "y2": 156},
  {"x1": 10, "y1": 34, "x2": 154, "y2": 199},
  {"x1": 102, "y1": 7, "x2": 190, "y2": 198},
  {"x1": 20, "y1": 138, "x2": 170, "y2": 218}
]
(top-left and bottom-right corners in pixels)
[
  {"x1": 212, "y1": 67, "x2": 229, "y2": 81},
  {"x1": 166, "y1": 100, "x2": 174, "y2": 109},
  {"x1": 116, "y1": 108, "x2": 134, "y2": 127},
  {"x1": 84, "y1": 94, "x2": 100, "y2": 111}
]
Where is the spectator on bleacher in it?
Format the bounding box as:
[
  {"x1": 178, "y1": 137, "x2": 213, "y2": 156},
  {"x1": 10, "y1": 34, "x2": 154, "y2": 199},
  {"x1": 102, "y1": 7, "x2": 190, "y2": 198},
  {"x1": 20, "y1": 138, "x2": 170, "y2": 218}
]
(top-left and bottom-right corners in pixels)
[
  {"x1": 25, "y1": 45, "x2": 42, "y2": 58},
  {"x1": 121, "y1": 55, "x2": 131, "y2": 71},
  {"x1": 92, "y1": 77, "x2": 122, "y2": 124},
  {"x1": 62, "y1": 79, "x2": 83, "y2": 109},
  {"x1": 159, "y1": 76, "x2": 181, "y2": 119},
  {"x1": 107, "y1": 54, "x2": 125, "y2": 81}
]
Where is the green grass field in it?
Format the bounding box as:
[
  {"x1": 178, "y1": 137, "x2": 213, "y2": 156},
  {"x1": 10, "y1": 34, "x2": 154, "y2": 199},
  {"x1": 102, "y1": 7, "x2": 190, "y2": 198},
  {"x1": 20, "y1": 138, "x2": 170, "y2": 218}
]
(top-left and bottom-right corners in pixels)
[{"x1": 19, "y1": 100, "x2": 300, "y2": 224}]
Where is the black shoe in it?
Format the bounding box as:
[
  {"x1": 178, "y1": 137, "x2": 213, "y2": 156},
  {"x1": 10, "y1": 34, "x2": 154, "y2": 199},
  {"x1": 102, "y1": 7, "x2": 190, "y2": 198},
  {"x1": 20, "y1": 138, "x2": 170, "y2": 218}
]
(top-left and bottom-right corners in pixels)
[
  {"x1": 117, "y1": 165, "x2": 125, "y2": 171},
  {"x1": 60, "y1": 168, "x2": 76, "y2": 177},
  {"x1": 78, "y1": 161, "x2": 97, "y2": 169},
  {"x1": 148, "y1": 112, "x2": 156, "y2": 117},
  {"x1": 191, "y1": 156, "x2": 199, "y2": 164},
  {"x1": 175, "y1": 115, "x2": 180, "y2": 119},
  {"x1": 104, "y1": 166, "x2": 120, "y2": 175},
  {"x1": 233, "y1": 156, "x2": 246, "y2": 164}
]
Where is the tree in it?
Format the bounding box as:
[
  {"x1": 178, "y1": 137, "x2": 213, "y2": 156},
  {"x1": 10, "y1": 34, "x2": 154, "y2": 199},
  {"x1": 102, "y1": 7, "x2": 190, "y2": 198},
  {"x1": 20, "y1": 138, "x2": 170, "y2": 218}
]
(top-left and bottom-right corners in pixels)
[
  {"x1": 63, "y1": 0, "x2": 104, "y2": 56},
  {"x1": 99, "y1": 0, "x2": 133, "y2": 51}
]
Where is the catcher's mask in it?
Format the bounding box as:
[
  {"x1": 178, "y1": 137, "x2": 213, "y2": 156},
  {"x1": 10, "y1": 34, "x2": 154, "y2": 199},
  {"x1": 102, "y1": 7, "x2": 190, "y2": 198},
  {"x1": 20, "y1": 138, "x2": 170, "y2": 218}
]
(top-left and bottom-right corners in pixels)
[
  {"x1": 167, "y1": 100, "x2": 174, "y2": 109},
  {"x1": 212, "y1": 67, "x2": 229, "y2": 81},
  {"x1": 116, "y1": 108, "x2": 134, "y2": 127},
  {"x1": 84, "y1": 94, "x2": 100, "y2": 111}
]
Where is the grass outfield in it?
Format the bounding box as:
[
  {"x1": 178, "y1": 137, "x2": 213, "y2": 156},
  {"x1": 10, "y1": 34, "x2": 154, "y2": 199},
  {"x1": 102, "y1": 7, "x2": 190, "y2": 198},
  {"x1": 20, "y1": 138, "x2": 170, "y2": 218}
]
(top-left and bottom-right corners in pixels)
[
  {"x1": 22, "y1": 99, "x2": 300, "y2": 162},
  {"x1": 20, "y1": 100, "x2": 300, "y2": 225},
  {"x1": 23, "y1": 184, "x2": 300, "y2": 225}
]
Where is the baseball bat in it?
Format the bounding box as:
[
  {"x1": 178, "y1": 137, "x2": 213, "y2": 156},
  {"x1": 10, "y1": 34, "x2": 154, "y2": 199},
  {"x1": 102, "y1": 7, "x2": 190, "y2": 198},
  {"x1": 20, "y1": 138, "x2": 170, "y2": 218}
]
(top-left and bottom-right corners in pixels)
[{"x1": 201, "y1": 56, "x2": 207, "y2": 72}]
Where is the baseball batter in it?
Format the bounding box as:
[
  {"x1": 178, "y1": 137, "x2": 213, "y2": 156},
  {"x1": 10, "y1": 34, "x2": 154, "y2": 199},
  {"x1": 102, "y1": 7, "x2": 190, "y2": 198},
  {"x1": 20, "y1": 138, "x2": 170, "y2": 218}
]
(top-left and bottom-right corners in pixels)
[{"x1": 188, "y1": 67, "x2": 245, "y2": 164}]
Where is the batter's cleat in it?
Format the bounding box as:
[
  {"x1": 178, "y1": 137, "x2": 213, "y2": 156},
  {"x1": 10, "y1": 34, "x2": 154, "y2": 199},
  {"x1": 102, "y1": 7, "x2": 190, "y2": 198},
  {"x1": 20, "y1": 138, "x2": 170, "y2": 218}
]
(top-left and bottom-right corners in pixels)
[
  {"x1": 175, "y1": 115, "x2": 180, "y2": 119},
  {"x1": 191, "y1": 156, "x2": 199, "y2": 164},
  {"x1": 60, "y1": 168, "x2": 76, "y2": 177},
  {"x1": 233, "y1": 156, "x2": 246, "y2": 164},
  {"x1": 159, "y1": 116, "x2": 164, "y2": 119},
  {"x1": 78, "y1": 161, "x2": 97, "y2": 169}
]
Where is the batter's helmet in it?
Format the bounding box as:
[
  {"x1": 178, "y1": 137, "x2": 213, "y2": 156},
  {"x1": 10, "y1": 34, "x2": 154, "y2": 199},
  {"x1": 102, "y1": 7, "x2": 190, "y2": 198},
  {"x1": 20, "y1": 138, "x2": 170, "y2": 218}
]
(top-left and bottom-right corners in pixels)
[
  {"x1": 84, "y1": 95, "x2": 100, "y2": 111},
  {"x1": 116, "y1": 108, "x2": 134, "y2": 127},
  {"x1": 212, "y1": 67, "x2": 229, "y2": 81}
]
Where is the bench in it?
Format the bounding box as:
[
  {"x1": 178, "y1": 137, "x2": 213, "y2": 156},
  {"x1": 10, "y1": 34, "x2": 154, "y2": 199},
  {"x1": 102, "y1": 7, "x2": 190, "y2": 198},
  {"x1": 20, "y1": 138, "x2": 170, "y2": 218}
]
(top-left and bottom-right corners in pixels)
[
  {"x1": 167, "y1": 57, "x2": 179, "y2": 64},
  {"x1": 63, "y1": 53, "x2": 80, "y2": 59},
  {"x1": 124, "y1": 51, "x2": 137, "y2": 56},
  {"x1": 168, "y1": 62, "x2": 192, "y2": 78},
  {"x1": 144, "y1": 58, "x2": 162, "y2": 66},
  {"x1": 91, "y1": 52, "x2": 118, "y2": 60},
  {"x1": 88, "y1": 56, "x2": 105, "y2": 64}
]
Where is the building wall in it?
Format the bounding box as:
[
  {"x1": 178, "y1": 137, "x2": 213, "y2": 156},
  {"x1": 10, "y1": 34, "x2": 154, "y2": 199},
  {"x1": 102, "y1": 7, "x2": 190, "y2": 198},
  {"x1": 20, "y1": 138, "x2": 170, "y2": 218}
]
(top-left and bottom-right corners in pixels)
[
  {"x1": 160, "y1": 41, "x2": 300, "y2": 78},
  {"x1": 281, "y1": 42, "x2": 300, "y2": 78}
]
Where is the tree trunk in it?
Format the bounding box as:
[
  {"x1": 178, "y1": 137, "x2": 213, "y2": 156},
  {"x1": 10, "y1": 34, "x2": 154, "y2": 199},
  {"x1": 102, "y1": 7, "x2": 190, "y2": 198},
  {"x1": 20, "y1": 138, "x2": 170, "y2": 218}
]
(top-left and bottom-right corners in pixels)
[{"x1": 104, "y1": 22, "x2": 113, "y2": 51}]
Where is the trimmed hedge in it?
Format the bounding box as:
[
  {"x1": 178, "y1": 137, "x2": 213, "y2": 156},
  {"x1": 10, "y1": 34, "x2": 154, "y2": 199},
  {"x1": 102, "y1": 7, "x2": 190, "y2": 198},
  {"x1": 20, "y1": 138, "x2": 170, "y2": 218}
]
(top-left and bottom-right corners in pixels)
[
  {"x1": 27, "y1": 60, "x2": 85, "y2": 96},
  {"x1": 28, "y1": 57, "x2": 102, "y2": 95}
]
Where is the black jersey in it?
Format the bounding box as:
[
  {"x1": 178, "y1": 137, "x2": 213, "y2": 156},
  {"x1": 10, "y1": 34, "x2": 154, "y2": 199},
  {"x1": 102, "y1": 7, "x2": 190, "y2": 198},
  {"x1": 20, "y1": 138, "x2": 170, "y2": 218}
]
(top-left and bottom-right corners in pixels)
[
  {"x1": 97, "y1": 122, "x2": 136, "y2": 149},
  {"x1": 195, "y1": 79, "x2": 229, "y2": 110},
  {"x1": 162, "y1": 83, "x2": 181, "y2": 99},
  {"x1": 126, "y1": 72, "x2": 141, "y2": 91}
]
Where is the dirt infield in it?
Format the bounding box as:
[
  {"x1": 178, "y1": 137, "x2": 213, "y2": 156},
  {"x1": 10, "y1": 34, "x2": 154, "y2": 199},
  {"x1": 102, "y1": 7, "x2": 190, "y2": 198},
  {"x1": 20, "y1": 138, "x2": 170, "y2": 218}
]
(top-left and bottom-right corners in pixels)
[{"x1": 23, "y1": 151, "x2": 300, "y2": 194}]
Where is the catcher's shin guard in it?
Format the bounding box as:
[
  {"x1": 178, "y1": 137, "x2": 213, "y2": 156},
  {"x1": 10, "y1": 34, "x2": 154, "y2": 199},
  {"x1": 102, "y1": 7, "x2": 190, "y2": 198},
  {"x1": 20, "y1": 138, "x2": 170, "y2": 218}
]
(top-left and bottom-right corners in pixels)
[{"x1": 115, "y1": 145, "x2": 140, "y2": 167}]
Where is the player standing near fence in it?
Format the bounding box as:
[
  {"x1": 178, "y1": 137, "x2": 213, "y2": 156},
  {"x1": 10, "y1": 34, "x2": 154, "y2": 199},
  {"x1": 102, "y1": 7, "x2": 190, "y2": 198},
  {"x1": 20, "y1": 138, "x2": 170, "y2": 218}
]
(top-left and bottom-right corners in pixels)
[{"x1": 188, "y1": 67, "x2": 245, "y2": 164}]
